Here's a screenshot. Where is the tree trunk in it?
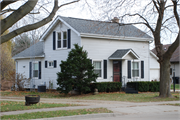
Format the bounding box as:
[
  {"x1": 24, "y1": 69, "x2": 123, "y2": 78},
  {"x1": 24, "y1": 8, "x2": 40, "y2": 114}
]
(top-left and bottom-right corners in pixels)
[{"x1": 159, "y1": 58, "x2": 172, "y2": 97}]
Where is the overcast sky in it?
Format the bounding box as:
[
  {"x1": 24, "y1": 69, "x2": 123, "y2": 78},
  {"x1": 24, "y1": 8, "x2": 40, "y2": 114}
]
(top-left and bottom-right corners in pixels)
[{"x1": 4, "y1": 0, "x2": 179, "y2": 49}]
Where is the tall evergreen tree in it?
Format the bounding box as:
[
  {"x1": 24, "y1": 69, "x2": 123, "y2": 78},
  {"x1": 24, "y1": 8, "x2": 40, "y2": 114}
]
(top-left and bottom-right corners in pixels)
[{"x1": 57, "y1": 44, "x2": 98, "y2": 94}]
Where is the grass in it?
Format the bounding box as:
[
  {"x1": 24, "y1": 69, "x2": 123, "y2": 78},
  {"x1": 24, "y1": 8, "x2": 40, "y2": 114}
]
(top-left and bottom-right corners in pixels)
[
  {"x1": 171, "y1": 84, "x2": 180, "y2": 90},
  {"x1": 1, "y1": 91, "x2": 179, "y2": 102},
  {"x1": 0, "y1": 91, "x2": 62, "y2": 98},
  {"x1": 0, "y1": 101, "x2": 79, "y2": 112},
  {"x1": 1, "y1": 108, "x2": 112, "y2": 120},
  {"x1": 70, "y1": 92, "x2": 180, "y2": 102}
]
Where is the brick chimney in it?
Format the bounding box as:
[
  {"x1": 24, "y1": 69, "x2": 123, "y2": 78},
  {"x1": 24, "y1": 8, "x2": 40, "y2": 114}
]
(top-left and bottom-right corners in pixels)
[{"x1": 111, "y1": 17, "x2": 119, "y2": 23}]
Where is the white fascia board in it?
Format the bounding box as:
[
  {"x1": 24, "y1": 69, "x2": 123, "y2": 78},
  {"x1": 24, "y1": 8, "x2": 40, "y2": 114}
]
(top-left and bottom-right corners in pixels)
[
  {"x1": 109, "y1": 58, "x2": 123, "y2": 60},
  {"x1": 122, "y1": 49, "x2": 139, "y2": 59},
  {"x1": 150, "y1": 51, "x2": 159, "y2": 60},
  {"x1": 57, "y1": 16, "x2": 80, "y2": 36},
  {"x1": 40, "y1": 17, "x2": 60, "y2": 41},
  {"x1": 12, "y1": 55, "x2": 45, "y2": 60},
  {"x1": 40, "y1": 16, "x2": 80, "y2": 41},
  {"x1": 80, "y1": 33, "x2": 153, "y2": 42}
]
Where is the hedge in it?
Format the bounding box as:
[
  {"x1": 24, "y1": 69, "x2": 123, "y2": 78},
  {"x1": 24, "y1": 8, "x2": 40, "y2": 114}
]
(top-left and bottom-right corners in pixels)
[
  {"x1": 127, "y1": 81, "x2": 160, "y2": 92},
  {"x1": 90, "y1": 82, "x2": 122, "y2": 92}
]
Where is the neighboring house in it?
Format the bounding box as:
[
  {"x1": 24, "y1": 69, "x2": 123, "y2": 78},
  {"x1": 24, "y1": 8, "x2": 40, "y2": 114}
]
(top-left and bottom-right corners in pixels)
[
  {"x1": 151, "y1": 44, "x2": 180, "y2": 83},
  {"x1": 149, "y1": 51, "x2": 160, "y2": 81},
  {"x1": 13, "y1": 16, "x2": 154, "y2": 89}
]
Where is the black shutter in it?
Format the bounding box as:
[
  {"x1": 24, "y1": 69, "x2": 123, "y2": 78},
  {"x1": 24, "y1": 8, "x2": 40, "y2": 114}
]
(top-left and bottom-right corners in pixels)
[
  {"x1": 54, "y1": 60, "x2": 57, "y2": 68},
  {"x1": 53, "y1": 31, "x2": 56, "y2": 50},
  {"x1": 141, "y1": 61, "x2": 144, "y2": 78},
  {"x1": 89, "y1": 59, "x2": 92, "y2": 64},
  {"x1": 128, "y1": 60, "x2": 131, "y2": 78},
  {"x1": 67, "y1": 29, "x2": 71, "y2": 49},
  {"x1": 29, "y1": 62, "x2": 32, "y2": 78},
  {"x1": 45, "y1": 61, "x2": 47, "y2": 68},
  {"x1": 38, "y1": 61, "x2": 41, "y2": 79},
  {"x1": 104, "y1": 60, "x2": 107, "y2": 79}
]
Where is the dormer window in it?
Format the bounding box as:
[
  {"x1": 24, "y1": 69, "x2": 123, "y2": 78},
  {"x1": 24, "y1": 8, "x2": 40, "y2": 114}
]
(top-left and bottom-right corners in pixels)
[{"x1": 57, "y1": 31, "x2": 67, "y2": 49}]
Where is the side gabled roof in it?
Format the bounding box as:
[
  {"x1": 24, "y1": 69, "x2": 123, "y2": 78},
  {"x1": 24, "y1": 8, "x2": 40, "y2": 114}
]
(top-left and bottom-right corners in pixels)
[
  {"x1": 151, "y1": 44, "x2": 179, "y2": 63},
  {"x1": 40, "y1": 16, "x2": 153, "y2": 41},
  {"x1": 13, "y1": 41, "x2": 44, "y2": 59}
]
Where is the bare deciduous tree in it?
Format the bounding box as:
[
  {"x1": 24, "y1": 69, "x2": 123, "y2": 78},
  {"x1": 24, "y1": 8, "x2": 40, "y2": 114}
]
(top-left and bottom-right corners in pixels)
[
  {"x1": 94, "y1": 0, "x2": 179, "y2": 97},
  {"x1": 0, "y1": 0, "x2": 80, "y2": 44}
]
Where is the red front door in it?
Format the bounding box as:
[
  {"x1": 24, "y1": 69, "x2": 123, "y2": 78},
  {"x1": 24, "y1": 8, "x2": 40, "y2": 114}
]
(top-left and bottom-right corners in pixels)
[{"x1": 113, "y1": 61, "x2": 122, "y2": 82}]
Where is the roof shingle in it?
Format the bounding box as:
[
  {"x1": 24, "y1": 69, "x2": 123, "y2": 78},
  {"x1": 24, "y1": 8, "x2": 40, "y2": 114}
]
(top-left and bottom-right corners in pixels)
[{"x1": 13, "y1": 41, "x2": 44, "y2": 59}]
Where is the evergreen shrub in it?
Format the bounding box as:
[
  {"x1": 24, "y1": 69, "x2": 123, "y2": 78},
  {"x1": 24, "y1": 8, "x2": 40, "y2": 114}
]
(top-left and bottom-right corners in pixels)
[
  {"x1": 90, "y1": 82, "x2": 122, "y2": 92},
  {"x1": 56, "y1": 44, "x2": 98, "y2": 94},
  {"x1": 127, "y1": 81, "x2": 159, "y2": 92}
]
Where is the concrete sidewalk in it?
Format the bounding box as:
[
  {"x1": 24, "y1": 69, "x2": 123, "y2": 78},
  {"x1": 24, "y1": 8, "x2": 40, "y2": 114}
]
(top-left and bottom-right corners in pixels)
[{"x1": 0, "y1": 96, "x2": 180, "y2": 120}]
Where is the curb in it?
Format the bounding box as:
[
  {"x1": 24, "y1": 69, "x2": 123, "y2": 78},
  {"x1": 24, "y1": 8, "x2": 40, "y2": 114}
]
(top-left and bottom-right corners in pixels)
[{"x1": 29, "y1": 113, "x2": 123, "y2": 120}]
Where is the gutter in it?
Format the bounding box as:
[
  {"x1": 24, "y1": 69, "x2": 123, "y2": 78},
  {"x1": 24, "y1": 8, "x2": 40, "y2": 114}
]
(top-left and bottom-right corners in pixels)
[
  {"x1": 12, "y1": 55, "x2": 45, "y2": 60},
  {"x1": 80, "y1": 33, "x2": 153, "y2": 42}
]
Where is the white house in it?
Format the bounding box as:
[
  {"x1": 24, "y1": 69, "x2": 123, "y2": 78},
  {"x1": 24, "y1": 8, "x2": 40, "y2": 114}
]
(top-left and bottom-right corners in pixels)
[{"x1": 13, "y1": 16, "x2": 154, "y2": 89}]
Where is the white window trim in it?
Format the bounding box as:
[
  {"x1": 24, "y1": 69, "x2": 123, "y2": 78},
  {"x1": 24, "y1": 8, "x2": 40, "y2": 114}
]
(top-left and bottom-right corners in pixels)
[
  {"x1": 56, "y1": 31, "x2": 67, "y2": 50},
  {"x1": 48, "y1": 61, "x2": 54, "y2": 68},
  {"x1": 131, "y1": 61, "x2": 140, "y2": 78},
  {"x1": 32, "y1": 61, "x2": 38, "y2": 79},
  {"x1": 93, "y1": 60, "x2": 103, "y2": 79}
]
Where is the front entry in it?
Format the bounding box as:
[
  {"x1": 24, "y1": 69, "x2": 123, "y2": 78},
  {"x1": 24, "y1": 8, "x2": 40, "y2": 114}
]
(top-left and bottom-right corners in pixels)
[{"x1": 113, "y1": 61, "x2": 122, "y2": 82}]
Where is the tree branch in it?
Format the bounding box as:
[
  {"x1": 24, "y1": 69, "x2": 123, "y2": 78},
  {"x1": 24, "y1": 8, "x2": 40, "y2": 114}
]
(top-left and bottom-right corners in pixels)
[
  {"x1": 1, "y1": 0, "x2": 38, "y2": 35},
  {"x1": 164, "y1": 0, "x2": 180, "y2": 57},
  {"x1": 162, "y1": 16, "x2": 174, "y2": 25},
  {"x1": 0, "y1": 0, "x2": 18, "y2": 11},
  {"x1": 172, "y1": 0, "x2": 180, "y2": 26},
  {"x1": 121, "y1": 13, "x2": 154, "y2": 33},
  {"x1": 0, "y1": 8, "x2": 16, "y2": 15},
  {"x1": 152, "y1": 0, "x2": 160, "y2": 14},
  {"x1": 0, "y1": 0, "x2": 80, "y2": 44}
]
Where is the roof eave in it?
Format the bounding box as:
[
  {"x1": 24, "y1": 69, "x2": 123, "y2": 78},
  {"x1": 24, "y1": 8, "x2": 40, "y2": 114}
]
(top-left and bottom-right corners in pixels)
[
  {"x1": 80, "y1": 33, "x2": 153, "y2": 42},
  {"x1": 40, "y1": 16, "x2": 80, "y2": 41},
  {"x1": 13, "y1": 55, "x2": 45, "y2": 60},
  {"x1": 150, "y1": 51, "x2": 159, "y2": 60}
]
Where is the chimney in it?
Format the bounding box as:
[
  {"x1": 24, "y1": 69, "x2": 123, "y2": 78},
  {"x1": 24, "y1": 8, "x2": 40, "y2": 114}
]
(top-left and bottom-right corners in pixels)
[{"x1": 111, "y1": 17, "x2": 119, "y2": 23}]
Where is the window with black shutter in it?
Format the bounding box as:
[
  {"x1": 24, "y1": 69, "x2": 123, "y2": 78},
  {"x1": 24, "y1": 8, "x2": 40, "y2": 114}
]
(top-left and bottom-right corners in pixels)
[
  {"x1": 128, "y1": 60, "x2": 131, "y2": 78},
  {"x1": 104, "y1": 60, "x2": 107, "y2": 79},
  {"x1": 141, "y1": 61, "x2": 144, "y2": 78},
  {"x1": 45, "y1": 61, "x2": 47, "y2": 68},
  {"x1": 38, "y1": 61, "x2": 41, "y2": 79},
  {"x1": 53, "y1": 31, "x2": 56, "y2": 50},
  {"x1": 67, "y1": 29, "x2": 71, "y2": 49},
  {"x1": 54, "y1": 60, "x2": 57, "y2": 68},
  {"x1": 29, "y1": 62, "x2": 32, "y2": 78}
]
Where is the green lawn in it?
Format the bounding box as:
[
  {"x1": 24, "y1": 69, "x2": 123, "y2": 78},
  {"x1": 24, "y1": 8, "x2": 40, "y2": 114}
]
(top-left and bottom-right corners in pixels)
[
  {"x1": 70, "y1": 92, "x2": 180, "y2": 102},
  {"x1": 0, "y1": 101, "x2": 79, "y2": 112},
  {"x1": 1, "y1": 91, "x2": 179, "y2": 102},
  {"x1": 1, "y1": 108, "x2": 112, "y2": 120},
  {"x1": 171, "y1": 84, "x2": 180, "y2": 90}
]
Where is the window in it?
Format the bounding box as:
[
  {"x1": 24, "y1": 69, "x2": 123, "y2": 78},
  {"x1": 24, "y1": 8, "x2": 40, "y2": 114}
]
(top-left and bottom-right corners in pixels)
[
  {"x1": 57, "y1": 32, "x2": 61, "y2": 48},
  {"x1": 63, "y1": 31, "x2": 67, "y2": 48},
  {"x1": 48, "y1": 61, "x2": 54, "y2": 68},
  {"x1": 33, "y1": 63, "x2": 38, "y2": 78},
  {"x1": 93, "y1": 61, "x2": 102, "y2": 77},
  {"x1": 57, "y1": 31, "x2": 67, "y2": 49},
  {"x1": 132, "y1": 62, "x2": 139, "y2": 77}
]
